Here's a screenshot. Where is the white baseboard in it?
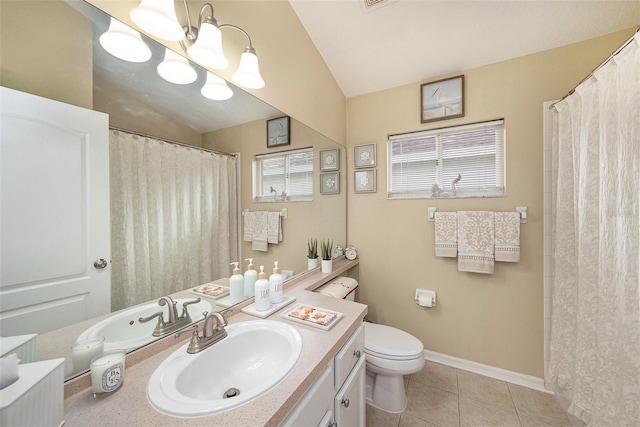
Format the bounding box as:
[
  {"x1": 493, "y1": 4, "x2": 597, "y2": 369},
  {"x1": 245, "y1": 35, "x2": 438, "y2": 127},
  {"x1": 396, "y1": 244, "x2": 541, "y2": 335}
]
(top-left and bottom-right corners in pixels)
[{"x1": 423, "y1": 350, "x2": 551, "y2": 394}]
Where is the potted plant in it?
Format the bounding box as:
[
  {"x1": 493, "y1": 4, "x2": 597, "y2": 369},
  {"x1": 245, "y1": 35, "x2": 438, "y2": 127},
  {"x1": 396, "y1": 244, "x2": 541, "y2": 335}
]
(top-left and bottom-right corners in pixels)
[
  {"x1": 307, "y1": 238, "x2": 319, "y2": 270},
  {"x1": 320, "y1": 239, "x2": 333, "y2": 274}
]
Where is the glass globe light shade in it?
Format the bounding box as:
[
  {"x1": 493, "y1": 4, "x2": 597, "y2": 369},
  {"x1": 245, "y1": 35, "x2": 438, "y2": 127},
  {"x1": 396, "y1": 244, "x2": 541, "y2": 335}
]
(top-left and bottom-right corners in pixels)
[
  {"x1": 200, "y1": 72, "x2": 233, "y2": 100},
  {"x1": 130, "y1": 0, "x2": 185, "y2": 42},
  {"x1": 99, "y1": 18, "x2": 151, "y2": 63},
  {"x1": 187, "y1": 20, "x2": 228, "y2": 69},
  {"x1": 231, "y1": 48, "x2": 265, "y2": 89},
  {"x1": 157, "y1": 49, "x2": 197, "y2": 85}
]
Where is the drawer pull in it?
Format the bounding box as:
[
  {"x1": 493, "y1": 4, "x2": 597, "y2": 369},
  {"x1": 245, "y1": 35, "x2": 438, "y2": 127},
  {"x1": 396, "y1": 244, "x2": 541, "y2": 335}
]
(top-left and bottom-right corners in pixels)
[
  {"x1": 341, "y1": 398, "x2": 350, "y2": 408},
  {"x1": 352, "y1": 350, "x2": 361, "y2": 358}
]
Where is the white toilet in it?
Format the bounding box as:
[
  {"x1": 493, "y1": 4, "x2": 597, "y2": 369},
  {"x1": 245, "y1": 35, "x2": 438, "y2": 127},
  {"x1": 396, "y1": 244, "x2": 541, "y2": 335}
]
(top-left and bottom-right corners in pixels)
[{"x1": 316, "y1": 277, "x2": 425, "y2": 413}]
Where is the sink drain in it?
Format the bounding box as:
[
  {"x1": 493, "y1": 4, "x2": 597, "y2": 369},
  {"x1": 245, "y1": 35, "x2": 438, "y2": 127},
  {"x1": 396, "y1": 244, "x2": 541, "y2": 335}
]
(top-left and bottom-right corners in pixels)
[{"x1": 223, "y1": 388, "x2": 240, "y2": 399}]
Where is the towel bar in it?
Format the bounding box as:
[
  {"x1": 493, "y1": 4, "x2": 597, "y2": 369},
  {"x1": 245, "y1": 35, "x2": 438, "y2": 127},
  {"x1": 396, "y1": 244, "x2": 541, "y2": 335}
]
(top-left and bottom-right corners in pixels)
[
  {"x1": 242, "y1": 208, "x2": 287, "y2": 219},
  {"x1": 427, "y1": 206, "x2": 527, "y2": 223}
]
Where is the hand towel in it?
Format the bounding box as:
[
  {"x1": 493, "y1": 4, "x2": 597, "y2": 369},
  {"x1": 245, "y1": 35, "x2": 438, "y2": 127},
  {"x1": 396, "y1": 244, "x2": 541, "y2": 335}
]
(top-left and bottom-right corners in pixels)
[
  {"x1": 434, "y1": 212, "x2": 458, "y2": 257},
  {"x1": 243, "y1": 211, "x2": 254, "y2": 242},
  {"x1": 494, "y1": 212, "x2": 520, "y2": 262},
  {"x1": 267, "y1": 212, "x2": 283, "y2": 244},
  {"x1": 251, "y1": 211, "x2": 269, "y2": 252},
  {"x1": 457, "y1": 211, "x2": 495, "y2": 274}
]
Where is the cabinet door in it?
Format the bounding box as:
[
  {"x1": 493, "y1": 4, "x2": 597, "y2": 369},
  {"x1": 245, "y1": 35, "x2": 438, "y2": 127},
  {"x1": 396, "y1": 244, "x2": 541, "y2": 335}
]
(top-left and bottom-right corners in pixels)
[
  {"x1": 334, "y1": 356, "x2": 366, "y2": 427},
  {"x1": 281, "y1": 363, "x2": 334, "y2": 427},
  {"x1": 334, "y1": 324, "x2": 364, "y2": 390}
]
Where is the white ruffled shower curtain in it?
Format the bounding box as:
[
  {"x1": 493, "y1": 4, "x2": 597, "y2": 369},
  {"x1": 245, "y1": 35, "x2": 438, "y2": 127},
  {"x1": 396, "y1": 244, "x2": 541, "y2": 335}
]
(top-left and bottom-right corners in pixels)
[
  {"x1": 547, "y1": 33, "x2": 639, "y2": 425},
  {"x1": 109, "y1": 130, "x2": 238, "y2": 311}
]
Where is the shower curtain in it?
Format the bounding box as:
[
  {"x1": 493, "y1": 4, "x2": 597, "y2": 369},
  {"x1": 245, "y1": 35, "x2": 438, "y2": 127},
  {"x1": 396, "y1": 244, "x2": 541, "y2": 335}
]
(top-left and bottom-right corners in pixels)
[
  {"x1": 547, "y1": 33, "x2": 639, "y2": 425},
  {"x1": 109, "y1": 130, "x2": 238, "y2": 311}
]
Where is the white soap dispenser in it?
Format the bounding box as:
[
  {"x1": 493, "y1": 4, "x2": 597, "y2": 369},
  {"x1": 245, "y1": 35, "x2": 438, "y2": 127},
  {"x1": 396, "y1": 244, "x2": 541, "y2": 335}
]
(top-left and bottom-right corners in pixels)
[
  {"x1": 243, "y1": 258, "x2": 257, "y2": 297},
  {"x1": 229, "y1": 262, "x2": 244, "y2": 304},
  {"x1": 269, "y1": 261, "x2": 284, "y2": 304},
  {"x1": 254, "y1": 266, "x2": 270, "y2": 311}
]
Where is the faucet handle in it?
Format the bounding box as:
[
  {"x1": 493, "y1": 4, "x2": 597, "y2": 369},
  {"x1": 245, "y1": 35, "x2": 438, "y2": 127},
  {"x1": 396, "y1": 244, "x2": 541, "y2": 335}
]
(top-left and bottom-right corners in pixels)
[
  {"x1": 180, "y1": 297, "x2": 201, "y2": 319},
  {"x1": 139, "y1": 311, "x2": 165, "y2": 327}
]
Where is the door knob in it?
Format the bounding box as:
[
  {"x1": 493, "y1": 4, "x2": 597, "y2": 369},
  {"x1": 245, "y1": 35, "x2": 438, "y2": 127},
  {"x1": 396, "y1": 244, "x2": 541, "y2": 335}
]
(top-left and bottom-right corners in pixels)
[
  {"x1": 341, "y1": 398, "x2": 350, "y2": 408},
  {"x1": 94, "y1": 258, "x2": 108, "y2": 269},
  {"x1": 353, "y1": 350, "x2": 361, "y2": 358}
]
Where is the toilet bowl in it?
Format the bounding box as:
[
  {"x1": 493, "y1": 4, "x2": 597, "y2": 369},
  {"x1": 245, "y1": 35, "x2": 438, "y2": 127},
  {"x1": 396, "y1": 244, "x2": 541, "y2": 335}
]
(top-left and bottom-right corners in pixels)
[
  {"x1": 315, "y1": 278, "x2": 425, "y2": 413},
  {"x1": 364, "y1": 322, "x2": 424, "y2": 413}
]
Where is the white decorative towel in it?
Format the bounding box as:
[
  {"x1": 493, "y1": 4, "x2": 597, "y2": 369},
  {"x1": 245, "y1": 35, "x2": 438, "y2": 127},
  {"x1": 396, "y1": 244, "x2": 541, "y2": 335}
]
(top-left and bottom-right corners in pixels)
[
  {"x1": 251, "y1": 211, "x2": 269, "y2": 252},
  {"x1": 243, "y1": 211, "x2": 255, "y2": 242},
  {"x1": 434, "y1": 212, "x2": 457, "y2": 257},
  {"x1": 267, "y1": 212, "x2": 283, "y2": 244},
  {"x1": 494, "y1": 212, "x2": 520, "y2": 262},
  {"x1": 457, "y1": 211, "x2": 495, "y2": 274}
]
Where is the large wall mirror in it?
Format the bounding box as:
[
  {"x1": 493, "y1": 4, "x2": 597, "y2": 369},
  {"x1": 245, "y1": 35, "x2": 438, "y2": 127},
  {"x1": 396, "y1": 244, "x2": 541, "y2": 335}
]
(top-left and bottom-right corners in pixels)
[{"x1": 0, "y1": 0, "x2": 346, "y2": 380}]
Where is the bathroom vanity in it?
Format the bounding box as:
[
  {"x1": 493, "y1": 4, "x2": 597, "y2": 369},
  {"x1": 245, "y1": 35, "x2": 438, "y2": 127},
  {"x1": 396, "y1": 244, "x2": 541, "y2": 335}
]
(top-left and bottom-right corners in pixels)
[{"x1": 62, "y1": 257, "x2": 364, "y2": 426}]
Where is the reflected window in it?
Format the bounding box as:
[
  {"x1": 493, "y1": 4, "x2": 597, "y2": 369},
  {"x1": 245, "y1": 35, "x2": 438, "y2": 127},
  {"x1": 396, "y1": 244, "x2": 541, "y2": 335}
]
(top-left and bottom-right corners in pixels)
[{"x1": 253, "y1": 148, "x2": 313, "y2": 202}]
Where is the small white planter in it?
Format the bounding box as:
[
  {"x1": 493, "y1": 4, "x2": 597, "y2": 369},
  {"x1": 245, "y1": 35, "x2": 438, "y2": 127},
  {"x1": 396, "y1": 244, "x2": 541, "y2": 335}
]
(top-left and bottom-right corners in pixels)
[
  {"x1": 307, "y1": 257, "x2": 319, "y2": 270},
  {"x1": 321, "y1": 259, "x2": 333, "y2": 274}
]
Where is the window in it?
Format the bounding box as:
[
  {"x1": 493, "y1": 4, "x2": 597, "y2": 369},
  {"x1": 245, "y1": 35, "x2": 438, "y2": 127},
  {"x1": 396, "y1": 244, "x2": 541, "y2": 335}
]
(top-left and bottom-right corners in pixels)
[
  {"x1": 253, "y1": 148, "x2": 313, "y2": 202},
  {"x1": 388, "y1": 119, "x2": 505, "y2": 199}
]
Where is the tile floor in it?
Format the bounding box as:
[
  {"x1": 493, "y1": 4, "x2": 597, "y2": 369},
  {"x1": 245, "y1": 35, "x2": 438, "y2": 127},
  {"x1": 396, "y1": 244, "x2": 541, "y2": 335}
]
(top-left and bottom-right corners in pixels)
[{"x1": 366, "y1": 361, "x2": 581, "y2": 427}]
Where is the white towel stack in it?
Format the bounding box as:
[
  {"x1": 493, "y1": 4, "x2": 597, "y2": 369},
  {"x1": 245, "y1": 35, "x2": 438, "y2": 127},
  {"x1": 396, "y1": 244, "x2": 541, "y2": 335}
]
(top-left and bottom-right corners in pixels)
[
  {"x1": 434, "y1": 212, "x2": 458, "y2": 257},
  {"x1": 457, "y1": 211, "x2": 495, "y2": 274}
]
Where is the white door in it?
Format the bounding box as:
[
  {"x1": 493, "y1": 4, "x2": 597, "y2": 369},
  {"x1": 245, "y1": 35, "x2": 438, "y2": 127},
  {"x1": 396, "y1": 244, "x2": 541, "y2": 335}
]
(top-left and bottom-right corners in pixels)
[{"x1": 0, "y1": 86, "x2": 110, "y2": 335}]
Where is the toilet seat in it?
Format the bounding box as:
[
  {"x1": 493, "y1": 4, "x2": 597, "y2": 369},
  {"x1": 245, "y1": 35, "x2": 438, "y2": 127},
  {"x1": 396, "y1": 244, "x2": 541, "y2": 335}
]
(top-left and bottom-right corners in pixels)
[{"x1": 364, "y1": 323, "x2": 424, "y2": 360}]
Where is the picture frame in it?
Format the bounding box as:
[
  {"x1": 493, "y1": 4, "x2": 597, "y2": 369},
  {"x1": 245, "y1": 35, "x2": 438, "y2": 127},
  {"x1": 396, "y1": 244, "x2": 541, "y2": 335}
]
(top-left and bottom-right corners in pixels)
[
  {"x1": 354, "y1": 143, "x2": 376, "y2": 168},
  {"x1": 420, "y1": 75, "x2": 464, "y2": 124},
  {"x1": 267, "y1": 116, "x2": 290, "y2": 148},
  {"x1": 319, "y1": 148, "x2": 340, "y2": 171},
  {"x1": 320, "y1": 172, "x2": 340, "y2": 195},
  {"x1": 354, "y1": 169, "x2": 376, "y2": 193}
]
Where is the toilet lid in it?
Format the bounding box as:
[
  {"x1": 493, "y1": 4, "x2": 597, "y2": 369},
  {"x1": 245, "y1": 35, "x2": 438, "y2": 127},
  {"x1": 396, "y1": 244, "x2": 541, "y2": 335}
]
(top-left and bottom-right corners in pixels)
[{"x1": 364, "y1": 322, "x2": 424, "y2": 359}]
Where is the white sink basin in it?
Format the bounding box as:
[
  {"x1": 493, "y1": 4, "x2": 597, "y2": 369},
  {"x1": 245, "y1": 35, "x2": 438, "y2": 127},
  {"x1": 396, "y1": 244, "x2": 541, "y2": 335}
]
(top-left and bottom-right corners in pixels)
[
  {"x1": 147, "y1": 320, "x2": 302, "y2": 417},
  {"x1": 75, "y1": 299, "x2": 211, "y2": 352}
]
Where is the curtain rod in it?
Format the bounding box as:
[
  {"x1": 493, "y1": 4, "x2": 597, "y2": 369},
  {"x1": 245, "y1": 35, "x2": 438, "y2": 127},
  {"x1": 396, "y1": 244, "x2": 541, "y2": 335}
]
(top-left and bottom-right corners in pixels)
[
  {"x1": 549, "y1": 27, "x2": 639, "y2": 110},
  {"x1": 109, "y1": 126, "x2": 237, "y2": 158}
]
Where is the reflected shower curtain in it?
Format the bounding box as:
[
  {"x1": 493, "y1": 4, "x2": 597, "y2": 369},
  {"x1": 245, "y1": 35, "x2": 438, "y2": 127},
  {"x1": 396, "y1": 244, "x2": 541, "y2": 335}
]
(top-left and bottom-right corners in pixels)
[
  {"x1": 109, "y1": 130, "x2": 238, "y2": 311},
  {"x1": 547, "y1": 33, "x2": 639, "y2": 425}
]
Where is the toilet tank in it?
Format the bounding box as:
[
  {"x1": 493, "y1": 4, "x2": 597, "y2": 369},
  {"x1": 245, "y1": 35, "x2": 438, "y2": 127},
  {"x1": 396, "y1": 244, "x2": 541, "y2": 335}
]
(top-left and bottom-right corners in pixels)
[{"x1": 315, "y1": 277, "x2": 358, "y2": 301}]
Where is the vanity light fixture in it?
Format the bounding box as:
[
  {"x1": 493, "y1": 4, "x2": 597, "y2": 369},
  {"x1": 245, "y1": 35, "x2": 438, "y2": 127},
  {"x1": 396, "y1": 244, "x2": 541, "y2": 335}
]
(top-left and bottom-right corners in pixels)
[
  {"x1": 130, "y1": 0, "x2": 265, "y2": 89},
  {"x1": 99, "y1": 17, "x2": 152, "y2": 63},
  {"x1": 201, "y1": 72, "x2": 233, "y2": 101},
  {"x1": 157, "y1": 48, "x2": 197, "y2": 85}
]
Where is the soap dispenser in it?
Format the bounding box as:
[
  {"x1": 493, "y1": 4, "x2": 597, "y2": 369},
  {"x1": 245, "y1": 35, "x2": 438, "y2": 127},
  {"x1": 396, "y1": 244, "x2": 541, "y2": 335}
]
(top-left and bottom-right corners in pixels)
[
  {"x1": 229, "y1": 262, "x2": 244, "y2": 304},
  {"x1": 254, "y1": 266, "x2": 270, "y2": 311},
  {"x1": 243, "y1": 258, "x2": 257, "y2": 297},
  {"x1": 269, "y1": 261, "x2": 284, "y2": 304}
]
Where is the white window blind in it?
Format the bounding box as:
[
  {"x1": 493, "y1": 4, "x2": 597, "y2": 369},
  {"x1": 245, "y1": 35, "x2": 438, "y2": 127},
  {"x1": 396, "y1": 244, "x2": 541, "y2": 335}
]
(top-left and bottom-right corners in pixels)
[
  {"x1": 388, "y1": 119, "x2": 505, "y2": 199},
  {"x1": 253, "y1": 148, "x2": 313, "y2": 202}
]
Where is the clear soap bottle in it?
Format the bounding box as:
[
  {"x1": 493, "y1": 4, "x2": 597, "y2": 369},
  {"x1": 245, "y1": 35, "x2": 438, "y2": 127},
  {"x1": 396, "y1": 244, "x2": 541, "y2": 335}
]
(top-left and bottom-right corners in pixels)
[
  {"x1": 269, "y1": 261, "x2": 284, "y2": 304},
  {"x1": 243, "y1": 258, "x2": 257, "y2": 297},
  {"x1": 229, "y1": 262, "x2": 244, "y2": 304},
  {"x1": 254, "y1": 266, "x2": 271, "y2": 311}
]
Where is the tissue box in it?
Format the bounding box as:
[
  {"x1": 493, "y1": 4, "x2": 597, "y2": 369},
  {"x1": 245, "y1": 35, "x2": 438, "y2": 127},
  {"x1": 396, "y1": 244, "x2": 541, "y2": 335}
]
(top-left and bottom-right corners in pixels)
[{"x1": 0, "y1": 358, "x2": 65, "y2": 427}]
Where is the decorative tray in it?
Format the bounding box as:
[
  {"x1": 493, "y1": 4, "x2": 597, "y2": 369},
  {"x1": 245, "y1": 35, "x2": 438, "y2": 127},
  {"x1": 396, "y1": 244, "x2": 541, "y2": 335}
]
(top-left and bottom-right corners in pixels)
[
  {"x1": 189, "y1": 283, "x2": 230, "y2": 300},
  {"x1": 280, "y1": 304, "x2": 343, "y2": 331},
  {"x1": 241, "y1": 295, "x2": 297, "y2": 319}
]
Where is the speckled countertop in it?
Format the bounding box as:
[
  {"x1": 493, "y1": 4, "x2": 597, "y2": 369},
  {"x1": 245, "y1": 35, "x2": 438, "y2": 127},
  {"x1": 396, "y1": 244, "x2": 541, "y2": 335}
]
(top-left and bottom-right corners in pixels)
[{"x1": 63, "y1": 258, "x2": 365, "y2": 426}]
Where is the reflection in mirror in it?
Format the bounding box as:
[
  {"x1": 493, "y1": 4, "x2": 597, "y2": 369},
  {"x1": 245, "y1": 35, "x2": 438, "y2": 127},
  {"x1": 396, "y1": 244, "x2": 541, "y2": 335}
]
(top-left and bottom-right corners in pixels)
[{"x1": 0, "y1": 0, "x2": 345, "y2": 381}]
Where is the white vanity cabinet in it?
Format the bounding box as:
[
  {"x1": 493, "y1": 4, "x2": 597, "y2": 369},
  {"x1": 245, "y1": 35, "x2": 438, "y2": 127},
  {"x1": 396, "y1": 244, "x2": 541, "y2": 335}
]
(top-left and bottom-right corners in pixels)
[{"x1": 282, "y1": 324, "x2": 365, "y2": 426}]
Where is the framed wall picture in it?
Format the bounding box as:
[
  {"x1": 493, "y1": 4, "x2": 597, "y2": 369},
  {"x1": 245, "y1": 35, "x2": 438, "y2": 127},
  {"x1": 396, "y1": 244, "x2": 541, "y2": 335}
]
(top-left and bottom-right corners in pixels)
[
  {"x1": 420, "y1": 75, "x2": 464, "y2": 124},
  {"x1": 320, "y1": 172, "x2": 340, "y2": 194},
  {"x1": 354, "y1": 143, "x2": 376, "y2": 168},
  {"x1": 267, "y1": 116, "x2": 290, "y2": 148},
  {"x1": 354, "y1": 169, "x2": 376, "y2": 193},
  {"x1": 320, "y1": 148, "x2": 339, "y2": 171}
]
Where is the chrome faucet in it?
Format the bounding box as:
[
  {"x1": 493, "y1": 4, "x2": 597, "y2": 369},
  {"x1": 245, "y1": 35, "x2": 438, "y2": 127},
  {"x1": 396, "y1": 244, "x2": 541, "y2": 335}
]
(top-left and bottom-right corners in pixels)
[
  {"x1": 138, "y1": 296, "x2": 201, "y2": 337},
  {"x1": 175, "y1": 311, "x2": 228, "y2": 354}
]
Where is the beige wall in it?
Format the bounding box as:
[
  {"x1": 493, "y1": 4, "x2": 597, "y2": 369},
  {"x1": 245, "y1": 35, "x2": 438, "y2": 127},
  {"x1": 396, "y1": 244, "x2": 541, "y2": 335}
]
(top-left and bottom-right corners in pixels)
[
  {"x1": 0, "y1": 0, "x2": 93, "y2": 108},
  {"x1": 345, "y1": 28, "x2": 635, "y2": 378},
  {"x1": 203, "y1": 119, "x2": 347, "y2": 276},
  {"x1": 85, "y1": 0, "x2": 347, "y2": 145}
]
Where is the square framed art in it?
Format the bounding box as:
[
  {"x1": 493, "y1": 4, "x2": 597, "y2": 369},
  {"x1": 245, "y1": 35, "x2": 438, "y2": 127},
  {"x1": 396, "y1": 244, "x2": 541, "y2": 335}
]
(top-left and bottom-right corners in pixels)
[
  {"x1": 320, "y1": 148, "x2": 339, "y2": 171},
  {"x1": 354, "y1": 143, "x2": 376, "y2": 168},
  {"x1": 354, "y1": 169, "x2": 376, "y2": 193},
  {"x1": 320, "y1": 172, "x2": 340, "y2": 194}
]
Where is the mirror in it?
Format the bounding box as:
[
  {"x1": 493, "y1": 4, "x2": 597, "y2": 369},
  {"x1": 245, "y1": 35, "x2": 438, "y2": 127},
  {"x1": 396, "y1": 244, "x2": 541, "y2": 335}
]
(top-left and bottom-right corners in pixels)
[{"x1": 0, "y1": 0, "x2": 346, "y2": 380}]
